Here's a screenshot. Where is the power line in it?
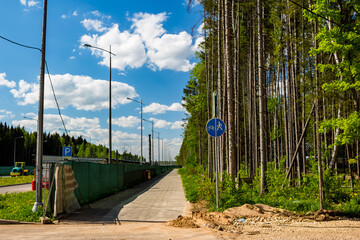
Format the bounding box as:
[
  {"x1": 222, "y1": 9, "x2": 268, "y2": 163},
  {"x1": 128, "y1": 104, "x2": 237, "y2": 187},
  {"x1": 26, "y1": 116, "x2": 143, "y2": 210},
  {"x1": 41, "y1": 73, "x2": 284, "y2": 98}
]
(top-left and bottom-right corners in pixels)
[
  {"x1": 0, "y1": 35, "x2": 41, "y2": 51},
  {"x1": 288, "y1": 0, "x2": 360, "y2": 35},
  {"x1": 0, "y1": 34, "x2": 69, "y2": 135},
  {"x1": 45, "y1": 61, "x2": 69, "y2": 135}
]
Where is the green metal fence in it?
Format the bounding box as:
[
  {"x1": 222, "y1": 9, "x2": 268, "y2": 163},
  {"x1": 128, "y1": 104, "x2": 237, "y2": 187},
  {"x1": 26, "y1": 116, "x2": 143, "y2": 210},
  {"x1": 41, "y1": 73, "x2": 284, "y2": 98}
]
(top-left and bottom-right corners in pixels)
[{"x1": 0, "y1": 166, "x2": 35, "y2": 176}]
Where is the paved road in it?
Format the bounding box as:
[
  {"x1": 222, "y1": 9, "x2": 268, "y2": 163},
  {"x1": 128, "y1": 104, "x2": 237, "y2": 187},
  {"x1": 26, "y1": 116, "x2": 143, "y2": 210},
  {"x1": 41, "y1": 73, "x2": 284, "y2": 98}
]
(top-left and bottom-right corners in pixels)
[
  {"x1": 62, "y1": 169, "x2": 187, "y2": 223},
  {"x1": 0, "y1": 183, "x2": 32, "y2": 194}
]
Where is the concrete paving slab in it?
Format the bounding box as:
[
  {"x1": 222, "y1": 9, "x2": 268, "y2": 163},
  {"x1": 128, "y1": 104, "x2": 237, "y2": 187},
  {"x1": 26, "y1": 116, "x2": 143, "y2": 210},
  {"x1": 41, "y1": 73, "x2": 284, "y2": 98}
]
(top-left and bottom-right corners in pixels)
[
  {"x1": 61, "y1": 169, "x2": 187, "y2": 224},
  {"x1": 116, "y1": 169, "x2": 187, "y2": 222}
]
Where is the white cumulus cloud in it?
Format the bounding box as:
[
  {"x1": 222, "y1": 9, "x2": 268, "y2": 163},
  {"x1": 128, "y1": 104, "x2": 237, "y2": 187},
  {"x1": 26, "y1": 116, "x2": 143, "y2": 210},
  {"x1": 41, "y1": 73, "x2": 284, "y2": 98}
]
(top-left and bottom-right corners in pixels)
[
  {"x1": 113, "y1": 116, "x2": 140, "y2": 128},
  {"x1": 81, "y1": 19, "x2": 108, "y2": 32},
  {"x1": 131, "y1": 12, "x2": 196, "y2": 71},
  {"x1": 170, "y1": 121, "x2": 183, "y2": 130},
  {"x1": 81, "y1": 24, "x2": 147, "y2": 71},
  {"x1": 20, "y1": 0, "x2": 39, "y2": 8},
  {"x1": 9, "y1": 73, "x2": 138, "y2": 111},
  {"x1": 143, "y1": 102, "x2": 185, "y2": 115},
  {"x1": 81, "y1": 12, "x2": 198, "y2": 72},
  {"x1": 148, "y1": 117, "x2": 183, "y2": 130},
  {"x1": 0, "y1": 73, "x2": 16, "y2": 88},
  {"x1": 13, "y1": 113, "x2": 100, "y2": 134},
  {"x1": 0, "y1": 109, "x2": 15, "y2": 120}
]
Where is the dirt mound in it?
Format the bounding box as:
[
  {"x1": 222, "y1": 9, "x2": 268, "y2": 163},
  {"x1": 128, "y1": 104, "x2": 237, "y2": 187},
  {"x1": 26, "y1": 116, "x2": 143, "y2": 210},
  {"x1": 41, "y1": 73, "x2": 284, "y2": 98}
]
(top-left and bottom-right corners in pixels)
[
  {"x1": 224, "y1": 204, "x2": 289, "y2": 218},
  {"x1": 168, "y1": 202, "x2": 345, "y2": 236},
  {"x1": 166, "y1": 215, "x2": 199, "y2": 228}
]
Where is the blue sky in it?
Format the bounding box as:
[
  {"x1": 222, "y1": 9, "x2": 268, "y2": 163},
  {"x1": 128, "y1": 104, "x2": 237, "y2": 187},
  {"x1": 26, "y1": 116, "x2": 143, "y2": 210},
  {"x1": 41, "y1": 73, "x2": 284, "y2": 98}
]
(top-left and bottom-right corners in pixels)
[{"x1": 0, "y1": 0, "x2": 203, "y2": 161}]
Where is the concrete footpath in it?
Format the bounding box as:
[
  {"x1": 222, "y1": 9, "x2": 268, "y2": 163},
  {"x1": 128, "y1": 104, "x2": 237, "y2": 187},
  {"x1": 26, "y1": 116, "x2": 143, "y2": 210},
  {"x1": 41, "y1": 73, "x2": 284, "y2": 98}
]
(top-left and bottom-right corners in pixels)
[
  {"x1": 0, "y1": 169, "x2": 221, "y2": 240},
  {"x1": 0, "y1": 183, "x2": 32, "y2": 194},
  {"x1": 116, "y1": 168, "x2": 187, "y2": 222},
  {"x1": 61, "y1": 169, "x2": 187, "y2": 223}
]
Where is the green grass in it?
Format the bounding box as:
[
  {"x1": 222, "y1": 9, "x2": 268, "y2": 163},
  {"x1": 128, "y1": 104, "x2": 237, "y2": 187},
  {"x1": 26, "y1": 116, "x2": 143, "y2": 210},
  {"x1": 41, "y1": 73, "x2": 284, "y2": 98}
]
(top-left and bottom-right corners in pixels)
[
  {"x1": 179, "y1": 164, "x2": 360, "y2": 217},
  {"x1": 0, "y1": 191, "x2": 43, "y2": 222},
  {"x1": 0, "y1": 175, "x2": 34, "y2": 186}
]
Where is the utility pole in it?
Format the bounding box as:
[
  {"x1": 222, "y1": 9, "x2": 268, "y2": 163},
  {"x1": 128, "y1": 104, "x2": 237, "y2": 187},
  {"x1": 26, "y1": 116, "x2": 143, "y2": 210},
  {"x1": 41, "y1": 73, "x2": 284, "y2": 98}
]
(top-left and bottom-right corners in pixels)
[
  {"x1": 154, "y1": 131, "x2": 160, "y2": 165},
  {"x1": 33, "y1": 0, "x2": 48, "y2": 213},
  {"x1": 127, "y1": 97, "x2": 144, "y2": 162},
  {"x1": 143, "y1": 119, "x2": 154, "y2": 164},
  {"x1": 148, "y1": 134, "x2": 152, "y2": 165},
  {"x1": 83, "y1": 44, "x2": 115, "y2": 165}
]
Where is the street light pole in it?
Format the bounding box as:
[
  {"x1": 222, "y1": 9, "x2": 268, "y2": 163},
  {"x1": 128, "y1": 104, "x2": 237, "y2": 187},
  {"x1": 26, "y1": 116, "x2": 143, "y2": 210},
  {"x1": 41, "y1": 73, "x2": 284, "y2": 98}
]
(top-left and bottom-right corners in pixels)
[
  {"x1": 162, "y1": 139, "x2": 164, "y2": 165},
  {"x1": 127, "y1": 97, "x2": 144, "y2": 163},
  {"x1": 14, "y1": 136, "x2": 24, "y2": 167},
  {"x1": 154, "y1": 131, "x2": 160, "y2": 165},
  {"x1": 83, "y1": 44, "x2": 116, "y2": 164},
  {"x1": 143, "y1": 119, "x2": 154, "y2": 164}
]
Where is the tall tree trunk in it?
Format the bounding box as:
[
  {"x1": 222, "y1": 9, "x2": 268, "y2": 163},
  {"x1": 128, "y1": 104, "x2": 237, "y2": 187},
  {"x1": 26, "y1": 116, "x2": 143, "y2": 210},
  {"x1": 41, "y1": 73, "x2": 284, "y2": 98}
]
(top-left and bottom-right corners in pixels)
[
  {"x1": 217, "y1": 0, "x2": 223, "y2": 181},
  {"x1": 258, "y1": 0, "x2": 266, "y2": 195},
  {"x1": 225, "y1": 0, "x2": 236, "y2": 179},
  {"x1": 205, "y1": 7, "x2": 213, "y2": 180},
  {"x1": 314, "y1": 20, "x2": 324, "y2": 210}
]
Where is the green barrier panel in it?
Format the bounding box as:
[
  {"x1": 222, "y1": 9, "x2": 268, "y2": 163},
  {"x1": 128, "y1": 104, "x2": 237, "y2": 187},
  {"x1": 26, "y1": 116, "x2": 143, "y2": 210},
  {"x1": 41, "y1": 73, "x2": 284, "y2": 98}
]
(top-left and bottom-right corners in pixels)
[
  {"x1": 0, "y1": 166, "x2": 35, "y2": 176},
  {"x1": 0, "y1": 167, "x2": 14, "y2": 176}
]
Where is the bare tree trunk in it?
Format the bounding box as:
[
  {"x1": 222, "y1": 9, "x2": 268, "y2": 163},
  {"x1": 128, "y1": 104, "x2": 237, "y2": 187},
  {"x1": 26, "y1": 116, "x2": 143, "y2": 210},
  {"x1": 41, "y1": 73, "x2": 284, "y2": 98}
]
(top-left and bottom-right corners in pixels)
[
  {"x1": 252, "y1": 14, "x2": 258, "y2": 174},
  {"x1": 314, "y1": 20, "x2": 324, "y2": 210},
  {"x1": 205, "y1": 7, "x2": 213, "y2": 179},
  {"x1": 258, "y1": 0, "x2": 266, "y2": 195},
  {"x1": 282, "y1": 59, "x2": 289, "y2": 171},
  {"x1": 217, "y1": 0, "x2": 223, "y2": 180},
  {"x1": 225, "y1": 0, "x2": 236, "y2": 179},
  {"x1": 247, "y1": 28, "x2": 253, "y2": 178}
]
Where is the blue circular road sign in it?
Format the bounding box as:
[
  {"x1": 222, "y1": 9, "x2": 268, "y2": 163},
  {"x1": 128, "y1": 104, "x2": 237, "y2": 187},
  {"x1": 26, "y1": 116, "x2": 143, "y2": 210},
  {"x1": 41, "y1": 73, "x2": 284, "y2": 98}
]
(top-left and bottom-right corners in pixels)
[{"x1": 206, "y1": 118, "x2": 226, "y2": 137}]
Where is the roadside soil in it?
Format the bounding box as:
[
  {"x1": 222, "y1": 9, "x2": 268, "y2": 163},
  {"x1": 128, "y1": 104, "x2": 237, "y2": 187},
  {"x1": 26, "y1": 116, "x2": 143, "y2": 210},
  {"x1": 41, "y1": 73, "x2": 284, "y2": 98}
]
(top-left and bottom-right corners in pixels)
[
  {"x1": 1, "y1": 202, "x2": 359, "y2": 239},
  {"x1": 166, "y1": 201, "x2": 360, "y2": 240}
]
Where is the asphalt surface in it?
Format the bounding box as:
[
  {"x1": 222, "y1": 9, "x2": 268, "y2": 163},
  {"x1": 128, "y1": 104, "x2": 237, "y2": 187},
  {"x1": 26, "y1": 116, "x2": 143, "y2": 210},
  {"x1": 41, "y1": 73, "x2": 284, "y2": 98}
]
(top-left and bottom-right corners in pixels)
[
  {"x1": 0, "y1": 183, "x2": 32, "y2": 194},
  {"x1": 61, "y1": 169, "x2": 187, "y2": 224}
]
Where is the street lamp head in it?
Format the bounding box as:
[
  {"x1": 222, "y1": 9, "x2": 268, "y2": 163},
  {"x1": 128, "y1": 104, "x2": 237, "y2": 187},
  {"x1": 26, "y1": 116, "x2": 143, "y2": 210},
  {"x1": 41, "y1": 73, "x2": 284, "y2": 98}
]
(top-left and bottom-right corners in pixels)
[{"x1": 83, "y1": 44, "x2": 92, "y2": 47}]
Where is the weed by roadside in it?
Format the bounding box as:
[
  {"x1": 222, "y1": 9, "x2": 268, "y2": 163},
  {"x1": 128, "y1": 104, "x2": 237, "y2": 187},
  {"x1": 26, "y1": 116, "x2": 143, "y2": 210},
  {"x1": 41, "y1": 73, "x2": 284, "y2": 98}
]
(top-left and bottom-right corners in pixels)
[
  {"x1": 179, "y1": 162, "x2": 360, "y2": 217},
  {"x1": 0, "y1": 191, "x2": 43, "y2": 222}
]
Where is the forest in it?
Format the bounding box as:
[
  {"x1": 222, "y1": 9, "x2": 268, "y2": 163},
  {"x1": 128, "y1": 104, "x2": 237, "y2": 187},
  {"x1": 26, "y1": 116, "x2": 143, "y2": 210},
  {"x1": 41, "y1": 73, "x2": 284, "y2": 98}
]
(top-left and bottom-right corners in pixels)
[
  {"x1": 177, "y1": 0, "x2": 360, "y2": 214},
  {"x1": 0, "y1": 122, "x2": 141, "y2": 167}
]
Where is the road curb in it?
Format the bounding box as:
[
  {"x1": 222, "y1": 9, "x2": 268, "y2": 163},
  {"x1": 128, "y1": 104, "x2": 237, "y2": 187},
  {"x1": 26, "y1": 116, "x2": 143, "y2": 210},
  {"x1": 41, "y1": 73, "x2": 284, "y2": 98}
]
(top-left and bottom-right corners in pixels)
[
  {"x1": 0, "y1": 183, "x2": 32, "y2": 188},
  {"x1": 0, "y1": 219, "x2": 36, "y2": 225}
]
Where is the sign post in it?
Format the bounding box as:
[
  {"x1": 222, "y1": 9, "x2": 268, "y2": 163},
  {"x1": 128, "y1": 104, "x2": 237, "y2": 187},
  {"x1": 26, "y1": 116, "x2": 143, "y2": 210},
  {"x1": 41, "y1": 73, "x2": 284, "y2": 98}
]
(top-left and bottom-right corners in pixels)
[{"x1": 206, "y1": 117, "x2": 226, "y2": 210}]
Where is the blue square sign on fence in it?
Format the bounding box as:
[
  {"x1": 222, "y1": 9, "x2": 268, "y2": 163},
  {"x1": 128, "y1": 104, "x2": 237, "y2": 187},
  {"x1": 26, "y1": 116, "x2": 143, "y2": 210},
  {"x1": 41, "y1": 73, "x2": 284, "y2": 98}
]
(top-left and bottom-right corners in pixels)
[{"x1": 62, "y1": 146, "x2": 72, "y2": 157}]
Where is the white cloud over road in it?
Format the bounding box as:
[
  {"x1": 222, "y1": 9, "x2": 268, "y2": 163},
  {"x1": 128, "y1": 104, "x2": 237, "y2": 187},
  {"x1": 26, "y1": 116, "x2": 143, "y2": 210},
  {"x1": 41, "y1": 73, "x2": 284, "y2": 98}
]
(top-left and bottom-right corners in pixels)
[
  {"x1": 143, "y1": 102, "x2": 185, "y2": 115},
  {"x1": 9, "y1": 73, "x2": 138, "y2": 111},
  {"x1": 113, "y1": 116, "x2": 140, "y2": 128},
  {"x1": 81, "y1": 24, "x2": 147, "y2": 71},
  {"x1": 149, "y1": 117, "x2": 183, "y2": 130},
  {"x1": 81, "y1": 12, "x2": 200, "y2": 72}
]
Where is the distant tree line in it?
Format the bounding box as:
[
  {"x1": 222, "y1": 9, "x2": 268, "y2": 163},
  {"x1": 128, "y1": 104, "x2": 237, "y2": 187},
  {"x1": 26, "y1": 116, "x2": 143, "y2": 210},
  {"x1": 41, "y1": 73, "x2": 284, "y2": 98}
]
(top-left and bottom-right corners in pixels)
[{"x1": 0, "y1": 122, "x2": 142, "y2": 167}]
